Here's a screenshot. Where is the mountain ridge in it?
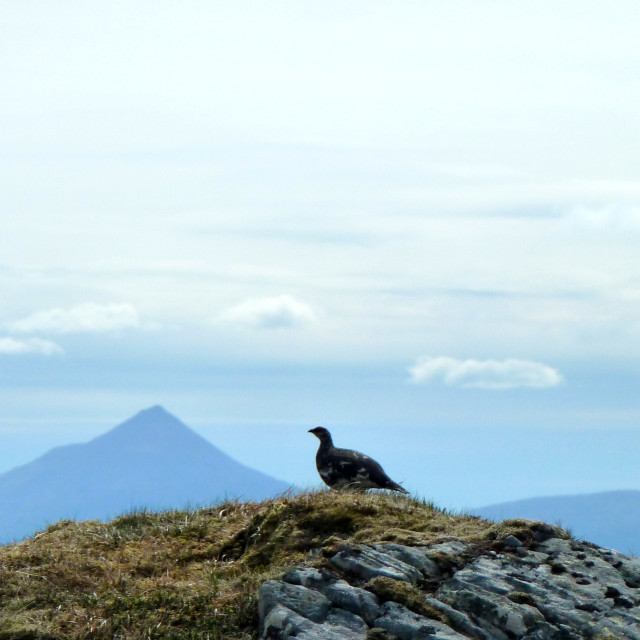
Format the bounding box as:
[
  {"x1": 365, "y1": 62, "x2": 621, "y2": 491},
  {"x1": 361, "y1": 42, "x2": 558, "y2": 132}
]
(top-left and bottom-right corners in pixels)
[{"x1": 473, "y1": 488, "x2": 640, "y2": 554}]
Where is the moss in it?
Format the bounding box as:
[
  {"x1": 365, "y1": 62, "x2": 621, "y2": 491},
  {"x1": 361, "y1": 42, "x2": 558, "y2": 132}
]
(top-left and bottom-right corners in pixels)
[
  {"x1": 297, "y1": 508, "x2": 356, "y2": 536},
  {"x1": 481, "y1": 518, "x2": 569, "y2": 550},
  {"x1": 365, "y1": 576, "x2": 447, "y2": 622},
  {"x1": 427, "y1": 550, "x2": 465, "y2": 576},
  {"x1": 507, "y1": 591, "x2": 536, "y2": 606},
  {"x1": 367, "y1": 629, "x2": 398, "y2": 640}
]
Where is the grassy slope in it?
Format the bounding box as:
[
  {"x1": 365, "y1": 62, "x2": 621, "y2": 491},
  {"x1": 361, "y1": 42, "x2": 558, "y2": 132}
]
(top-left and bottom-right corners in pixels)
[{"x1": 0, "y1": 491, "x2": 562, "y2": 640}]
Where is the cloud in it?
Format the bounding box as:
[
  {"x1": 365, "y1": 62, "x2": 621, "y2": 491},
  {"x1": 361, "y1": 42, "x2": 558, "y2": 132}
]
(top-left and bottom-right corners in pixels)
[
  {"x1": 220, "y1": 295, "x2": 317, "y2": 329},
  {"x1": 409, "y1": 356, "x2": 563, "y2": 389},
  {"x1": 8, "y1": 303, "x2": 141, "y2": 334},
  {"x1": 0, "y1": 337, "x2": 64, "y2": 356}
]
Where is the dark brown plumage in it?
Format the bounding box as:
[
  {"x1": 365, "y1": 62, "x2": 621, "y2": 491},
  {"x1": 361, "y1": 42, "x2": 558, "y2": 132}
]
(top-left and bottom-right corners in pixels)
[{"x1": 308, "y1": 426, "x2": 408, "y2": 493}]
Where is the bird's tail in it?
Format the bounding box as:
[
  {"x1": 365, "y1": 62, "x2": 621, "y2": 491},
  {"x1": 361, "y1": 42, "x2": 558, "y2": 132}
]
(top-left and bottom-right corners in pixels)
[{"x1": 388, "y1": 480, "x2": 409, "y2": 494}]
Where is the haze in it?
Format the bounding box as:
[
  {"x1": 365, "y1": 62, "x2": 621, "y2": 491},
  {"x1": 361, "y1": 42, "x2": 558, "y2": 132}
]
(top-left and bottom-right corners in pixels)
[{"x1": 1, "y1": 1, "x2": 639, "y2": 509}]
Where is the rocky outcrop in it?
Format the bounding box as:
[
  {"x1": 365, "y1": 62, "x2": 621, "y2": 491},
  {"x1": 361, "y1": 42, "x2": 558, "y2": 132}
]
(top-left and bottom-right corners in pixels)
[{"x1": 259, "y1": 527, "x2": 640, "y2": 639}]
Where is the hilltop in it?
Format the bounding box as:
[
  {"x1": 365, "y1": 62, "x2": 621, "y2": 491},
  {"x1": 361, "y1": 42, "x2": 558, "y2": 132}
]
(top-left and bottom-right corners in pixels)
[
  {"x1": 1, "y1": 491, "x2": 639, "y2": 639},
  {"x1": 0, "y1": 491, "x2": 522, "y2": 639}
]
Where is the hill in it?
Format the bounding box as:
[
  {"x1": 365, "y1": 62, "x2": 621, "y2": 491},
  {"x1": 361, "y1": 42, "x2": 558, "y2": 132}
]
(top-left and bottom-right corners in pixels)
[
  {"x1": 473, "y1": 489, "x2": 640, "y2": 554},
  {"x1": 0, "y1": 491, "x2": 517, "y2": 639},
  {"x1": 3, "y1": 491, "x2": 638, "y2": 639},
  {"x1": 0, "y1": 406, "x2": 290, "y2": 543}
]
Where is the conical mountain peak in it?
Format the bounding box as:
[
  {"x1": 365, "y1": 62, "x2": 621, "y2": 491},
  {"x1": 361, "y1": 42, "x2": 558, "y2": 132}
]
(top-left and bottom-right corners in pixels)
[
  {"x1": 91, "y1": 405, "x2": 200, "y2": 448},
  {"x1": 128, "y1": 404, "x2": 182, "y2": 426},
  {"x1": 140, "y1": 404, "x2": 170, "y2": 416},
  {"x1": 0, "y1": 407, "x2": 291, "y2": 542}
]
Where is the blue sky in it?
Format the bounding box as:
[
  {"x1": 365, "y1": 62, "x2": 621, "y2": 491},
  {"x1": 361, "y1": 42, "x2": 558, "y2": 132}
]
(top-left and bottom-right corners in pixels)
[{"x1": 1, "y1": 1, "x2": 639, "y2": 508}]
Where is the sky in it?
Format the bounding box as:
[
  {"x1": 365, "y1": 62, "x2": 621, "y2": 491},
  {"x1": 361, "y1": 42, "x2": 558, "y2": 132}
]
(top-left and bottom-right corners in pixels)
[{"x1": 1, "y1": 1, "x2": 640, "y2": 509}]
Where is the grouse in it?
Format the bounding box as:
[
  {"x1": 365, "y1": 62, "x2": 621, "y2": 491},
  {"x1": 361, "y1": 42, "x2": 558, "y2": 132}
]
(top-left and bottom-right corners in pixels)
[{"x1": 309, "y1": 426, "x2": 408, "y2": 493}]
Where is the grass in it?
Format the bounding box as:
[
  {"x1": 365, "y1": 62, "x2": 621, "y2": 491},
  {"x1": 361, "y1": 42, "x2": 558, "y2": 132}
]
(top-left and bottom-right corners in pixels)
[{"x1": 0, "y1": 490, "x2": 567, "y2": 639}]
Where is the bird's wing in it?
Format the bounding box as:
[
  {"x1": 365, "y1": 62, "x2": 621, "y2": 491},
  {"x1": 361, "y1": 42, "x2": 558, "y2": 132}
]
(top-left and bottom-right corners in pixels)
[{"x1": 331, "y1": 447, "x2": 394, "y2": 487}]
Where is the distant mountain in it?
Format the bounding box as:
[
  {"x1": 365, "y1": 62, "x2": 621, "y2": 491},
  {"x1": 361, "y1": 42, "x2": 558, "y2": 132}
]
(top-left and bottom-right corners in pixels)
[
  {"x1": 473, "y1": 489, "x2": 640, "y2": 554},
  {"x1": 0, "y1": 406, "x2": 291, "y2": 543}
]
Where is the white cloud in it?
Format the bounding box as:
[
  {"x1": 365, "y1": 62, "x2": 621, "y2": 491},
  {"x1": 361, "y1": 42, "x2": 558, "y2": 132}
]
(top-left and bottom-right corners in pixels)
[
  {"x1": 409, "y1": 356, "x2": 563, "y2": 390},
  {"x1": 220, "y1": 295, "x2": 317, "y2": 329},
  {"x1": 9, "y1": 303, "x2": 141, "y2": 334},
  {"x1": 0, "y1": 337, "x2": 63, "y2": 356}
]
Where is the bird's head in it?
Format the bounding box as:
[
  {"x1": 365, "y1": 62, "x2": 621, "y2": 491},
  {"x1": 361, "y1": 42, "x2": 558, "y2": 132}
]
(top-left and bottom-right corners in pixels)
[{"x1": 308, "y1": 426, "x2": 332, "y2": 443}]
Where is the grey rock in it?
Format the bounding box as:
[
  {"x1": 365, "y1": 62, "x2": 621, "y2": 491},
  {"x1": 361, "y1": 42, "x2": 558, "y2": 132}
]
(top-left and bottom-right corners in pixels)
[
  {"x1": 426, "y1": 540, "x2": 470, "y2": 558},
  {"x1": 504, "y1": 535, "x2": 523, "y2": 548},
  {"x1": 523, "y1": 622, "x2": 583, "y2": 640},
  {"x1": 424, "y1": 597, "x2": 494, "y2": 640},
  {"x1": 438, "y1": 587, "x2": 544, "y2": 639},
  {"x1": 327, "y1": 607, "x2": 367, "y2": 633},
  {"x1": 373, "y1": 543, "x2": 442, "y2": 579},
  {"x1": 436, "y1": 544, "x2": 640, "y2": 639},
  {"x1": 258, "y1": 581, "x2": 330, "y2": 631},
  {"x1": 324, "y1": 580, "x2": 381, "y2": 624},
  {"x1": 531, "y1": 523, "x2": 561, "y2": 542},
  {"x1": 259, "y1": 536, "x2": 640, "y2": 640},
  {"x1": 619, "y1": 557, "x2": 640, "y2": 588},
  {"x1": 261, "y1": 603, "x2": 304, "y2": 639},
  {"x1": 331, "y1": 544, "x2": 423, "y2": 584},
  {"x1": 535, "y1": 537, "x2": 573, "y2": 555},
  {"x1": 261, "y1": 603, "x2": 366, "y2": 640},
  {"x1": 283, "y1": 565, "x2": 380, "y2": 624},
  {"x1": 260, "y1": 604, "x2": 319, "y2": 640},
  {"x1": 282, "y1": 566, "x2": 332, "y2": 589},
  {"x1": 422, "y1": 541, "x2": 472, "y2": 575},
  {"x1": 374, "y1": 601, "x2": 468, "y2": 640}
]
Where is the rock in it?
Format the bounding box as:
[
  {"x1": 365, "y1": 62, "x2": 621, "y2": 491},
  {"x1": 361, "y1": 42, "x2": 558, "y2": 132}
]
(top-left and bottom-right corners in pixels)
[
  {"x1": 532, "y1": 523, "x2": 561, "y2": 542},
  {"x1": 426, "y1": 541, "x2": 470, "y2": 557},
  {"x1": 373, "y1": 543, "x2": 442, "y2": 579},
  {"x1": 282, "y1": 566, "x2": 332, "y2": 589},
  {"x1": 324, "y1": 581, "x2": 381, "y2": 624},
  {"x1": 258, "y1": 581, "x2": 330, "y2": 627},
  {"x1": 283, "y1": 566, "x2": 380, "y2": 623},
  {"x1": 331, "y1": 545, "x2": 423, "y2": 584},
  {"x1": 261, "y1": 604, "x2": 366, "y2": 639},
  {"x1": 451, "y1": 590, "x2": 542, "y2": 638},
  {"x1": 435, "y1": 544, "x2": 640, "y2": 639},
  {"x1": 619, "y1": 557, "x2": 640, "y2": 588},
  {"x1": 504, "y1": 535, "x2": 523, "y2": 548},
  {"x1": 423, "y1": 541, "x2": 471, "y2": 574},
  {"x1": 259, "y1": 539, "x2": 640, "y2": 640},
  {"x1": 327, "y1": 607, "x2": 368, "y2": 634},
  {"x1": 535, "y1": 538, "x2": 573, "y2": 555},
  {"x1": 261, "y1": 603, "x2": 304, "y2": 639},
  {"x1": 424, "y1": 597, "x2": 494, "y2": 640},
  {"x1": 373, "y1": 601, "x2": 467, "y2": 640}
]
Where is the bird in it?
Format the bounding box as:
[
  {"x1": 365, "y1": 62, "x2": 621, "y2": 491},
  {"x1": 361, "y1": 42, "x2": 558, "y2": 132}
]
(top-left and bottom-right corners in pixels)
[{"x1": 308, "y1": 426, "x2": 408, "y2": 493}]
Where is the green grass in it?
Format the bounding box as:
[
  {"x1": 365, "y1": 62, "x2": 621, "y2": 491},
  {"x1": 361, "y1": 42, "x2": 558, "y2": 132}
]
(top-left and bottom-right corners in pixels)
[{"x1": 0, "y1": 490, "x2": 567, "y2": 639}]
